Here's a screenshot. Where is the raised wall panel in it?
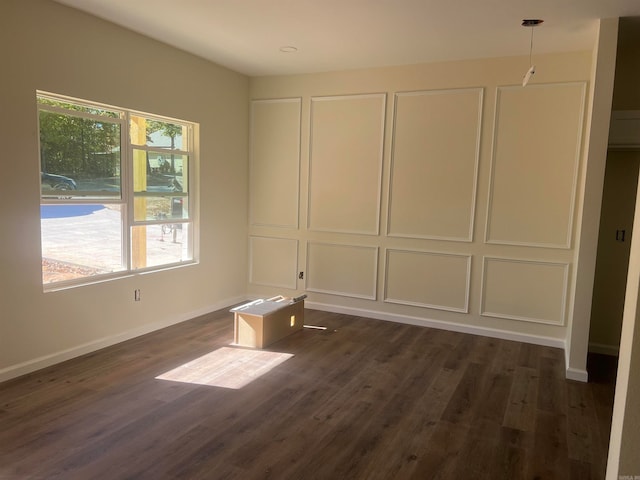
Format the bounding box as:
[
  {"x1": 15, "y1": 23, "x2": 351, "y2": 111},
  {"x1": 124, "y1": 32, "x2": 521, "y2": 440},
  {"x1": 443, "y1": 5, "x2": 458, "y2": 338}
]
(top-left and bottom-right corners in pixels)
[
  {"x1": 249, "y1": 236, "x2": 298, "y2": 289},
  {"x1": 384, "y1": 249, "x2": 471, "y2": 313},
  {"x1": 250, "y1": 98, "x2": 301, "y2": 228},
  {"x1": 306, "y1": 242, "x2": 378, "y2": 300},
  {"x1": 308, "y1": 94, "x2": 385, "y2": 235},
  {"x1": 388, "y1": 88, "x2": 483, "y2": 241},
  {"x1": 481, "y1": 257, "x2": 569, "y2": 325},
  {"x1": 486, "y1": 83, "x2": 586, "y2": 248}
]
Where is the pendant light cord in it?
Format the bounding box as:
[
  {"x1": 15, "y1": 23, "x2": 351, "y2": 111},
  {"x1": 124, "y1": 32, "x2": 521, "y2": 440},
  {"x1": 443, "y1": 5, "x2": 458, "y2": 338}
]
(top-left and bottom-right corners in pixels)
[{"x1": 529, "y1": 27, "x2": 534, "y2": 66}]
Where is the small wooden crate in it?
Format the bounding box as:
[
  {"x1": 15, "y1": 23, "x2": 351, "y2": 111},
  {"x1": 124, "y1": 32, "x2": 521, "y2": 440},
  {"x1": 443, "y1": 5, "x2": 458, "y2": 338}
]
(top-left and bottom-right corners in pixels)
[{"x1": 231, "y1": 297, "x2": 304, "y2": 348}]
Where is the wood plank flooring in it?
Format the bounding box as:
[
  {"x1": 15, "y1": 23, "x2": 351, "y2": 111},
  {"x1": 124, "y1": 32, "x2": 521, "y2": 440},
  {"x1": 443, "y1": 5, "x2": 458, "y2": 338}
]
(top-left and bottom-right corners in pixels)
[{"x1": 0, "y1": 308, "x2": 616, "y2": 479}]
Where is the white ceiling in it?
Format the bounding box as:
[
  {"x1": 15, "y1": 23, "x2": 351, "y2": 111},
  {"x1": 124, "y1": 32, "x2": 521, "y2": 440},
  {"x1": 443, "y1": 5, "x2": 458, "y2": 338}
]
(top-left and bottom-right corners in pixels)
[{"x1": 54, "y1": 0, "x2": 640, "y2": 77}]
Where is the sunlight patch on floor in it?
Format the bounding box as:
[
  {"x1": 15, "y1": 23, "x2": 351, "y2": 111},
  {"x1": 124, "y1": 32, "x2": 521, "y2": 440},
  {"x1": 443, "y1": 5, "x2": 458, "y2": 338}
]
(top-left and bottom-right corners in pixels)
[{"x1": 156, "y1": 347, "x2": 293, "y2": 389}]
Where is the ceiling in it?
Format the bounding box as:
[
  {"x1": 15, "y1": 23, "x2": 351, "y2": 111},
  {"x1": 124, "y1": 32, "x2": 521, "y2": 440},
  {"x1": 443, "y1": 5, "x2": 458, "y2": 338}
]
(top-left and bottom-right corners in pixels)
[{"x1": 54, "y1": 0, "x2": 640, "y2": 77}]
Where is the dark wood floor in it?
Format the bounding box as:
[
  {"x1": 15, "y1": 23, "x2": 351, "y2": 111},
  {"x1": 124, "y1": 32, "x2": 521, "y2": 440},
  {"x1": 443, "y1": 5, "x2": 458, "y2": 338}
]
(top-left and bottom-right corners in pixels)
[{"x1": 0, "y1": 308, "x2": 617, "y2": 479}]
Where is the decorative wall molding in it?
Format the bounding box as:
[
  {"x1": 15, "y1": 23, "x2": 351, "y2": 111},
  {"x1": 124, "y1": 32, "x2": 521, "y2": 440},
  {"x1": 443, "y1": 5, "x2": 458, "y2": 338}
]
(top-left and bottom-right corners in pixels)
[
  {"x1": 307, "y1": 93, "x2": 386, "y2": 235},
  {"x1": 249, "y1": 97, "x2": 301, "y2": 229},
  {"x1": 249, "y1": 236, "x2": 299, "y2": 289},
  {"x1": 485, "y1": 82, "x2": 586, "y2": 249},
  {"x1": 384, "y1": 248, "x2": 471, "y2": 313},
  {"x1": 388, "y1": 88, "x2": 483, "y2": 242},
  {"x1": 480, "y1": 256, "x2": 570, "y2": 326},
  {"x1": 306, "y1": 241, "x2": 379, "y2": 300}
]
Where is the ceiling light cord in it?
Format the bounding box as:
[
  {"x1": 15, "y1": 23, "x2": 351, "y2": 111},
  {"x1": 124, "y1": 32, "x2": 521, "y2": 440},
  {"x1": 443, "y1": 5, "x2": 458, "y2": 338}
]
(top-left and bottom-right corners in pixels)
[
  {"x1": 529, "y1": 27, "x2": 534, "y2": 67},
  {"x1": 521, "y1": 19, "x2": 543, "y2": 87}
]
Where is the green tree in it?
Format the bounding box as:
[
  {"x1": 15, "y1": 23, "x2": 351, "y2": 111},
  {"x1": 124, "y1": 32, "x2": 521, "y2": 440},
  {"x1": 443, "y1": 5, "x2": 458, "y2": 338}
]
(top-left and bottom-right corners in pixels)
[
  {"x1": 146, "y1": 120, "x2": 182, "y2": 174},
  {"x1": 39, "y1": 100, "x2": 120, "y2": 179}
]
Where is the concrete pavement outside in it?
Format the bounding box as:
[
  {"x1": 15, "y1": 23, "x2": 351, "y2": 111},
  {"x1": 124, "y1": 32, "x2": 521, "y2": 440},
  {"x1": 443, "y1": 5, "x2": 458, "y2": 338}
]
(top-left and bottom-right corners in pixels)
[{"x1": 41, "y1": 205, "x2": 186, "y2": 283}]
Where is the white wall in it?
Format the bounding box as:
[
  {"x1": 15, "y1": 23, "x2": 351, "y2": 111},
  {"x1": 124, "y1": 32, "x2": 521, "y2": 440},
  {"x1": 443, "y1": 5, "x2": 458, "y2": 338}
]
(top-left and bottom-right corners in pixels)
[
  {"x1": 0, "y1": 0, "x2": 250, "y2": 380},
  {"x1": 248, "y1": 51, "x2": 597, "y2": 356}
]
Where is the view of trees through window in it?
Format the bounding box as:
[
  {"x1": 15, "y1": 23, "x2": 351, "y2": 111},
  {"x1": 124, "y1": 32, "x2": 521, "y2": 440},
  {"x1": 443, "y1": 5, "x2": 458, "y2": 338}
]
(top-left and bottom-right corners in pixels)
[
  {"x1": 39, "y1": 102, "x2": 121, "y2": 189},
  {"x1": 38, "y1": 93, "x2": 196, "y2": 287}
]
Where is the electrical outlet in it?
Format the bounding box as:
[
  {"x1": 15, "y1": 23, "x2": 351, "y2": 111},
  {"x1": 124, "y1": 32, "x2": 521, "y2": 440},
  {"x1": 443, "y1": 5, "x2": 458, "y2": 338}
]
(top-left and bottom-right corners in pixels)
[
  {"x1": 134, "y1": 289, "x2": 141, "y2": 301},
  {"x1": 298, "y1": 271, "x2": 304, "y2": 280}
]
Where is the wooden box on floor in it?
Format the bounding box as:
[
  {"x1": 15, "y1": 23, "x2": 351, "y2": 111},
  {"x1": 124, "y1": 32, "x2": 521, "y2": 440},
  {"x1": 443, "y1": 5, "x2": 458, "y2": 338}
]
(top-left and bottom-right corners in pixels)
[{"x1": 231, "y1": 297, "x2": 304, "y2": 348}]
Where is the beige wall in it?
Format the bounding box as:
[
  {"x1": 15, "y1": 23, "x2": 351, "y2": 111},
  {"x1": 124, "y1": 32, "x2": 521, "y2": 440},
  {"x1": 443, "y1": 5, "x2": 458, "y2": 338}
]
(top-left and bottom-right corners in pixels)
[
  {"x1": 618, "y1": 324, "x2": 640, "y2": 476},
  {"x1": 0, "y1": 0, "x2": 249, "y2": 380},
  {"x1": 590, "y1": 151, "x2": 640, "y2": 352},
  {"x1": 615, "y1": 19, "x2": 640, "y2": 477},
  {"x1": 565, "y1": 18, "x2": 618, "y2": 381},
  {"x1": 248, "y1": 51, "x2": 595, "y2": 350},
  {"x1": 612, "y1": 18, "x2": 640, "y2": 111},
  {"x1": 607, "y1": 163, "x2": 640, "y2": 478},
  {"x1": 0, "y1": 3, "x2": 632, "y2": 477},
  {"x1": 606, "y1": 16, "x2": 640, "y2": 480}
]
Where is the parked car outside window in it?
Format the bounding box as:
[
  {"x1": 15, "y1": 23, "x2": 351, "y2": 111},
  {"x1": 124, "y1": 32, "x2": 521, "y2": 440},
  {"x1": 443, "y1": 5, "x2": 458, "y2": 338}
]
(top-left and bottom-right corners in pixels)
[{"x1": 41, "y1": 172, "x2": 77, "y2": 190}]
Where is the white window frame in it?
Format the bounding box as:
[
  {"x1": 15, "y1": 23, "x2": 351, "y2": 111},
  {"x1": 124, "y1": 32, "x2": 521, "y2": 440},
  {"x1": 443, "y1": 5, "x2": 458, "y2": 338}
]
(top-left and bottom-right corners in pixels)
[{"x1": 37, "y1": 91, "x2": 198, "y2": 290}]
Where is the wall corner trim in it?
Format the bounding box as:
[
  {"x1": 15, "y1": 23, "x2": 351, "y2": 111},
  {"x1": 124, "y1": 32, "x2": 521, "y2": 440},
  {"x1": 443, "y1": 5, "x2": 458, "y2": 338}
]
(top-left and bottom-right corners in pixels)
[{"x1": 565, "y1": 367, "x2": 589, "y2": 382}]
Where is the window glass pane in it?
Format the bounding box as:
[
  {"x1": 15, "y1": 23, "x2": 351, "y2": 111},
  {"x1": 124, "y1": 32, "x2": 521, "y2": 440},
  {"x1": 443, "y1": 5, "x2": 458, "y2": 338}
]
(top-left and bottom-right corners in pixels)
[
  {"x1": 132, "y1": 150, "x2": 186, "y2": 194},
  {"x1": 38, "y1": 97, "x2": 120, "y2": 118},
  {"x1": 134, "y1": 196, "x2": 189, "y2": 222},
  {"x1": 130, "y1": 115, "x2": 186, "y2": 150},
  {"x1": 131, "y1": 224, "x2": 192, "y2": 269},
  {"x1": 39, "y1": 110, "x2": 121, "y2": 199},
  {"x1": 38, "y1": 92, "x2": 197, "y2": 288},
  {"x1": 41, "y1": 204, "x2": 125, "y2": 284}
]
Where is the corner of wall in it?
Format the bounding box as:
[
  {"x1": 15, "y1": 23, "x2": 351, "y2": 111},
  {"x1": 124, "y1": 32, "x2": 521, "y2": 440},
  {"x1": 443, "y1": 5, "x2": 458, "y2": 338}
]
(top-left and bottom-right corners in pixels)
[{"x1": 566, "y1": 17, "x2": 619, "y2": 380}]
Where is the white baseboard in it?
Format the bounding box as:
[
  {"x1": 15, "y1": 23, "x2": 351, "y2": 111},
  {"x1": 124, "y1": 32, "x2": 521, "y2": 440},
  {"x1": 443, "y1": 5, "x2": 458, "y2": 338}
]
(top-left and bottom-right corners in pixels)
[
  {"x1": 1, "y1": 296, "x2": 582, "y2": 384},
  {"x1": 312, "y1": 300, "x2": 593, "y2": 383},
  {"x1": 588, "y1": 342, "x2": 620, "y2": 356},
  {"x1": 305, "y1": 301, "x2": 566, "y2": 349},
  {"x1": 307, "y1": 302, "x2": 592, "y2": 381},
  {"x1": 565, "y1": 367, "x2": 589, "y2": 382},
  {"x1": 0, "y1": 295, "x2": 246, "y2": 383}
]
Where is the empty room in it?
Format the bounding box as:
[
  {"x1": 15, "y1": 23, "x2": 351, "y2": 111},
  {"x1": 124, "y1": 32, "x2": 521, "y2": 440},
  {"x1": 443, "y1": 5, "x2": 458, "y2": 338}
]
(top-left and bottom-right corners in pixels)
[{"x1": 2, "y1": 0, "x2": 640, "y2": 478}]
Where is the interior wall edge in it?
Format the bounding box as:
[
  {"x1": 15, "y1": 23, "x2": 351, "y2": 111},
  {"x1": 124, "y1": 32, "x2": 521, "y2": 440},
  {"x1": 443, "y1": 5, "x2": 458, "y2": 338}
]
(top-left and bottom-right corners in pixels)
[{"x1": 565, "y1": 17, "x2": 619, "y2": 378}]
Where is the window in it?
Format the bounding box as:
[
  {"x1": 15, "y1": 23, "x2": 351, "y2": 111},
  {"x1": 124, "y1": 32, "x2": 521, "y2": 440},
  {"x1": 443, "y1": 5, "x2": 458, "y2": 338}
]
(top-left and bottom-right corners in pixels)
[{"x1": 38, "y1": 92, "x2": 197, "y2": 289}]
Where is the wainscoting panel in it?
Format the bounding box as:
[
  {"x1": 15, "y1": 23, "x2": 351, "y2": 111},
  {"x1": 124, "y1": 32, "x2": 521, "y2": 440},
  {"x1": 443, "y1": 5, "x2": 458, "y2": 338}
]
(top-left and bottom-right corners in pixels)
[
  {"x1": 388, "y1": 88, "x2": 483, "y2": 241},
  {"x1": 481, "y1": 257, "x2": 569, "y2": 325},
  {"x1": 308, "y1": 94, "x2": 386, "y2": 235},
  {"x1": 250, "y1": 98, "x2": 301, "y2": 228},
  {"x1": 384, "y1": 249, "x2": 471, "y2": 312},
  {"x1": 249, "y1": 236, "x2": 299, "y2": 289},
  {"x1": 306, "y1": 242, "x2": 378, "y2": 300},
  {"x1": 486, "y1": 83, "x2": 586, "y2": 248}
]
